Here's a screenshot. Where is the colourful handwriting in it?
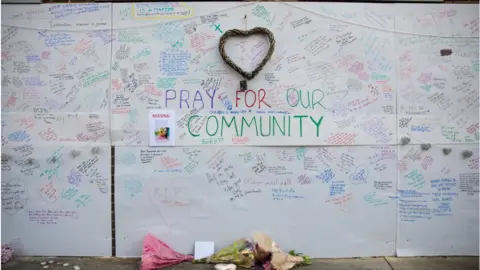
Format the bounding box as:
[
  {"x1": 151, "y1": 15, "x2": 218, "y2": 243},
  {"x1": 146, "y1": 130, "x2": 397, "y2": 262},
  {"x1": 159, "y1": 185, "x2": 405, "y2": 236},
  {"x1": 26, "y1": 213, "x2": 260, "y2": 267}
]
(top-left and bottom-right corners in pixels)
[
  {"x1": 40, "y1": 163, "x2": 60, "y2": 180},
  {"x1": 188, "y1": 115, "x2": 324, "y2": 138},
  {"x1": 165, "y1": 88, "x2": 216, "y2": 109},
  {"x1": 67, "y1": 169, "x2": 82, "y2": 186},
  {"x1": 235, "y1": 89, "x2": 271, "y2": 109},
  {"x1": 49, "y1": 3, "x2": 109, "y2": 19},
  {"x1": 329, "y1": 181, "x2": 346, "y2": 196},
  {"x1": 405, "y1": 169, "x2": 425, "y2": 189},
  {"x1": 75, "y1": 194, "x2": 92, "y2": 208},
  {"x1": 125, "y1": 179, "x2": 142, "y2": 198},
  {"x1": 351, "y1": 165, "x2": 368, "y2": 185},
  {"x1": 364, "y1": 192, "x2": 388, "y2": 206},
  {"x1": 39, "y1": 181, "x2": 60, "y2": 203},
  {"x1": 132, "y1": 2, "x2": 194, "y2": 20},
  {"x1": 317, "y1": 168, "x2": 335, "y2": 183},
  {"x1": 297, "y1": 174, "x2": 311, "y2": 185},
  {"x1": 272, "y1": 187, "x2": 304, "y2": 200},
  {"x1": 210, "y1": 23, "x2": 223, "y2": 33},
  {"x1": 38, "y1": 128, "x2": 58, "y2": 141},
  {"x1": 159, "y1": 50, "x2": 191, "y2": 76},
  {"x1": 62, "y1": 188, "x2": 78, "y2": 200},
  {"x1": 326, "y1": 193, "x2": 352, "y2": 206},
  {"x1": 286, "y1": 88, "x2": 325, "y2": 110},
  {"x1": 7, "y1": 130, "x2": 30, "y2": 142}
]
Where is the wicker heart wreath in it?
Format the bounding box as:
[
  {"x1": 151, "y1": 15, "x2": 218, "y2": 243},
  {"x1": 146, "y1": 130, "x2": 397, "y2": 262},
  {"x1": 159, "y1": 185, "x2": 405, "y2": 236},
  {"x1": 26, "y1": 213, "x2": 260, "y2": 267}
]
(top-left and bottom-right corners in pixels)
[{"x1": 219, "y1": 27, "x2": 275, "y2": 91}]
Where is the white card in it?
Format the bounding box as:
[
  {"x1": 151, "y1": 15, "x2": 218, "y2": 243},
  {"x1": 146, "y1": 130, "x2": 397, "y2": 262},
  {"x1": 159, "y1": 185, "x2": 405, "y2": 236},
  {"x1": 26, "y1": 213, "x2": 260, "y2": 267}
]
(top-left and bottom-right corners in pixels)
[{"x1": 194, "y1": 241, "x2": 215, "y2": 260}]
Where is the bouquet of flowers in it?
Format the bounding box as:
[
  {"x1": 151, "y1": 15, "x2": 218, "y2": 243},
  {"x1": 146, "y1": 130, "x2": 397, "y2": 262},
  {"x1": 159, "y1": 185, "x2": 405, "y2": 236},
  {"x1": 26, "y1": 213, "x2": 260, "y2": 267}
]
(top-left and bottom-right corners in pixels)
[
  {"x1": 193, "y1": 238, "x2": 256, "y2": 268},
  {"x1": 193, "y1": 233, "x2": 312, "y2": 270},
  {"x1": 141, "y1": 234, "x2": 193, "y2": 270}
]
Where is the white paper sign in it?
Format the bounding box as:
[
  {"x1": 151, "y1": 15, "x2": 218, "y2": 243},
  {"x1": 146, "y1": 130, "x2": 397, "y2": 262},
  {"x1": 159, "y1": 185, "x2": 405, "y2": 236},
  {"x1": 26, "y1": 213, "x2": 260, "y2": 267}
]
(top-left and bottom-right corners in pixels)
[
  {"x1": 194, "y1": 241, "x2": 215, "y2": 260},
  {"x1": 149, "y1": 110, "x2": 175, "y2": 146}
]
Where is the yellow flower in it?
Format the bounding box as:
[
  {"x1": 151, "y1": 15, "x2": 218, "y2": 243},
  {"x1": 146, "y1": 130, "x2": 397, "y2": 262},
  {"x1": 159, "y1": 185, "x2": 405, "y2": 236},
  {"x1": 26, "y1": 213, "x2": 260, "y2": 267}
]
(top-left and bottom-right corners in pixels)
[{"x1": 158, "y1": 128, "x2": 167, "y2": 137}]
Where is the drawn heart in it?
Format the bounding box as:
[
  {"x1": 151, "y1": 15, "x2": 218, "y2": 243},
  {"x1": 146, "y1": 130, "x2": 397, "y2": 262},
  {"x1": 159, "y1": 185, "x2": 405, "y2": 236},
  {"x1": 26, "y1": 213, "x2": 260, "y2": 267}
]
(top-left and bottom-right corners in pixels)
[
  {"x1": 219, "y1": 27, "x2": 275, "y2": 82},
  {"x1": 147, "y1": 186, "x2": 192, "y2": 234},
  {"x1": 442, "y1": 148, "x2": 452, "y2": 155},
  {"x1": 350, "y1": 165, "x2": 369, "y2": 185}
]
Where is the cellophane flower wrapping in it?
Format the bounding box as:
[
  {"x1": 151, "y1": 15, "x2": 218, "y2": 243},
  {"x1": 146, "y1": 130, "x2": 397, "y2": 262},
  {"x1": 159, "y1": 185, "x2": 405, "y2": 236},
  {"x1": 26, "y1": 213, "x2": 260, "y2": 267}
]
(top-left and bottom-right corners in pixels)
[
  {"x1": 1, "y1": 245, "x2": 14, "y2": 264},
  {"x1": 252, "y1": 233, "x2": 306, "y2": 270},
  {"x1": 141, "y1": 234, "x2": 193, "y2": 270},
  {"x1": 207, "y1": 238, "x2": 255, "y2": 269}
]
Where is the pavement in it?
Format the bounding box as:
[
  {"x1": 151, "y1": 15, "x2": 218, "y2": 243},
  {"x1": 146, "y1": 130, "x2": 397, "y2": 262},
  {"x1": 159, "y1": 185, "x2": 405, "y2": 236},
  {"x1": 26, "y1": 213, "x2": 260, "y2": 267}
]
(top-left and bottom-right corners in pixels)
[{"x1": 2, "y1": 256, "x2": 479, "y2": 270}]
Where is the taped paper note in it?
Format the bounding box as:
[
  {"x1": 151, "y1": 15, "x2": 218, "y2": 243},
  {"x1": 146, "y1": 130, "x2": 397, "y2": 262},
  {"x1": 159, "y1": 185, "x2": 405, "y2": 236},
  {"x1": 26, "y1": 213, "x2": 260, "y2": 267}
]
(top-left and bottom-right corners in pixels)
[{"x1": 149, "y1": 110, "x2": 175, "y2": 146}]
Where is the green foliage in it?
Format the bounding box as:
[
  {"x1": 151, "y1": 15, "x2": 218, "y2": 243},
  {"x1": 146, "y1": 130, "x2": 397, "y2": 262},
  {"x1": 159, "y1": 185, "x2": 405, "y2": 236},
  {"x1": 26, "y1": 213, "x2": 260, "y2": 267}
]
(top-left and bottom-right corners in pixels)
[
  {"x1": 288, "y1": 250, "x2": 312, "y2": 267},
  {"x1": 192, "y1": 258, "x2": 208, "y2": 264}
]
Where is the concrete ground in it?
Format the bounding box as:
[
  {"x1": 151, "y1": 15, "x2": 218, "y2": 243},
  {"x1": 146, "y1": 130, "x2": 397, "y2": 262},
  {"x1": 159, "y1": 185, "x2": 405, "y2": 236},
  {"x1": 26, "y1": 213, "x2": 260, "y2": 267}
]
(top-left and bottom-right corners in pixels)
[{"x1": 2, "y1": 256, "x2": 479, "y2": 270}]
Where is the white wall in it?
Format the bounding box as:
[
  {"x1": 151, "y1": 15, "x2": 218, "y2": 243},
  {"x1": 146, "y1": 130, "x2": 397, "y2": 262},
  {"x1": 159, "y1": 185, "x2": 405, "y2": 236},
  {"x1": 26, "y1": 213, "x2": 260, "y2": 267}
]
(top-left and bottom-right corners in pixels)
[{"x1": 1, "y1": 2, "x2": 478, "y2": 257}]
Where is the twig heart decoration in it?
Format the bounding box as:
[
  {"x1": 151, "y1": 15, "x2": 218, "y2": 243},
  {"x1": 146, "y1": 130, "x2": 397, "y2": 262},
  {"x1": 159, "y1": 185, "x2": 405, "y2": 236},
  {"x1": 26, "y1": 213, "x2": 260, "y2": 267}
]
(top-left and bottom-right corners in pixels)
[{"x1": 219, "y1": 27, "x2": 275, "y2": 91}]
